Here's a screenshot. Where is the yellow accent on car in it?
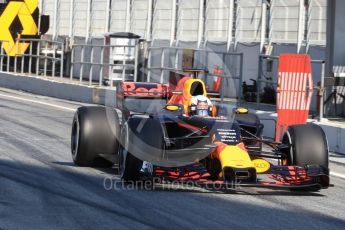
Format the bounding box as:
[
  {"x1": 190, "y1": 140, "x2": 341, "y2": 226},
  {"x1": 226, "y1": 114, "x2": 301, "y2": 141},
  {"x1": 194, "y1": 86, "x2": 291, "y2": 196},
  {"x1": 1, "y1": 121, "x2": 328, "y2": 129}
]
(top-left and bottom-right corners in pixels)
[
  {"x1": 166, "y1": 105, "x2": 179, "y2": 111},
  {"x1": 183, "y1": 79, "x2": 207, "y2": 98},
  {"x1": 236, "y1": 107, "x2": 249, "y2": 114},
  {"x1": 182, "y1": 78, "x2": 207, "y2": 113},
  {"x1": 252, "y1": 159, "x2": 271, "y2": 174},
  {"x1": 218, "y1": 145, "x2": 255, "y2": 169}
]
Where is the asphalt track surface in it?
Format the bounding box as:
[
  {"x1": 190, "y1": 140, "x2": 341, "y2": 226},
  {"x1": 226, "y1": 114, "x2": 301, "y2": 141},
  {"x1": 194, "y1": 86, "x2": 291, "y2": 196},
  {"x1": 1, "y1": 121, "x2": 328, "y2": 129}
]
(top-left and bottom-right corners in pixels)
[{"x1": 0, "y1": 88, "x2": 345, "y2": 230}]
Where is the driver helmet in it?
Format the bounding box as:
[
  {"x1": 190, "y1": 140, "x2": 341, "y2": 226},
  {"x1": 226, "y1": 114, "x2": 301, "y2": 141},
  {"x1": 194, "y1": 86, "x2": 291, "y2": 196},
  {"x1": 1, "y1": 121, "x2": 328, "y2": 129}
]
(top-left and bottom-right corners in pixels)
[{"x1": 190, "y1": 95, "x2": 213, "y2": 117}]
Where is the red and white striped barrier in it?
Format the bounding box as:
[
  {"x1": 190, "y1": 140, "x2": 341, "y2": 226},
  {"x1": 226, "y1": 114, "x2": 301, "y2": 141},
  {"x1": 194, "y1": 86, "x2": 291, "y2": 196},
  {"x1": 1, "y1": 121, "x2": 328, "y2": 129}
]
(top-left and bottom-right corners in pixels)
[{"x1": 276, "y1": 54, "x2": 313, "y2": 141}]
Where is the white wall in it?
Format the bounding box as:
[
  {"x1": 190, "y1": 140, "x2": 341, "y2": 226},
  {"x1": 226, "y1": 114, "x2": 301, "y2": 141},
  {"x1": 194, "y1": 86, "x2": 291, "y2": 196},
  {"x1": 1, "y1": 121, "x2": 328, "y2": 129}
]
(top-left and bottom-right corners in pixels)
[
  {"x1": 236, "y1": 0, "x2": 262, "y2": 44},
  {"x1": 110, "y1": 0, "x2": 128, "y2": 33},
  {"x1": 73, "y1": 0, "x2": 89, "y2": 37},
  {"x1": 270, "y1": 0, "x2": 300, "y2": 44},
  {"x1": 131, "y1": 0, "x2": 150, "y2": 38},
  {"x1": 41, "y1": 0, "x2": 327, "y2": 50},
  {"x1": 176, "y1": 0, "x2": 200, "y2": 42},
  {"x1": 205, "y1": 0, "x2": 230, "y2": 43},
  {"x1": 152, "y1": 0, "x2": 173, "y2": 40},
  {"x1": 42, "y1": 0, "x2": 55, "y2": 36},
  {"x1": 90, "y1": 0, "x2": 108, "y2": 37},
  {"x1": 58, "y1": 0, "x2": 71, "y2": 36},
  {"x1": 308, "y1": 0, "x2": 327, "y2": 46}
]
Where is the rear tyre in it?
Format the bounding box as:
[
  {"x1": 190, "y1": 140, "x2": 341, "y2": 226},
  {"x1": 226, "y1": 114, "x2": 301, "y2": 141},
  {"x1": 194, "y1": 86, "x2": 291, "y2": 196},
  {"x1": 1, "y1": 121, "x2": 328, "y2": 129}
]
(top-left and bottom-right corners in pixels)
[
  {"x1": 282, "y1": 123, "x2": 329, "y2": 191},
  {"x1": 71, "y1": 106, "x2": 120, "y2": 167},
  {"x1": 118, "y1": 122, "x2": 143, "y2": 181}
]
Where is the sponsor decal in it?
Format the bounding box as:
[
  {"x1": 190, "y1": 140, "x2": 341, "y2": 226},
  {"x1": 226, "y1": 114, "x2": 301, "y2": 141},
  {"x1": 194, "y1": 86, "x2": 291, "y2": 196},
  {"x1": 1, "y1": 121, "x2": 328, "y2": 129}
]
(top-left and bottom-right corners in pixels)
[
  {"x1": 122, "y1": 82, "x2": 167, "y2": 97},
  {"x1": 253, "y1": 159, "x2": 271, "y2": 174},
  {"x1": 216, "y1": 128, "x2": 239, "y2": 144}
]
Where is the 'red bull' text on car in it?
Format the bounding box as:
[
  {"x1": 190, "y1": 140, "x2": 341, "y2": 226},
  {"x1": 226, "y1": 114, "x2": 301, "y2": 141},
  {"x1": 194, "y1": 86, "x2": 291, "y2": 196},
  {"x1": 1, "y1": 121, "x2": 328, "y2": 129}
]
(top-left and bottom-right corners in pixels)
[{"x1": 71, "y1": 72, "x2": 329, "y2": 192}]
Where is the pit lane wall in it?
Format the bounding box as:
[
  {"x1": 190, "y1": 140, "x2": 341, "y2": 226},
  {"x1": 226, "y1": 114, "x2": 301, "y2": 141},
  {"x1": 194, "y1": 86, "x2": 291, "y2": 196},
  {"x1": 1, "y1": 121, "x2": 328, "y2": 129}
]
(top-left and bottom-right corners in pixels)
[
  {"x1": 256, "y1": 110, "x2": 345, "y2": 154},
  {"x1": 0, "y1": 72, "x2": 116, "y2": 107},
  {"x1": 1, "y1": 72, "x2": 345, "y2": 155}
]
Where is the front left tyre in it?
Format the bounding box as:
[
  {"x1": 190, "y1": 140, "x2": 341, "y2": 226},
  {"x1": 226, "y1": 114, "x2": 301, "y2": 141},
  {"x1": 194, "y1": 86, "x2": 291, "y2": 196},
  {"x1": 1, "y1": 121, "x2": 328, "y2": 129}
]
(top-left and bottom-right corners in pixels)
[{"x1": 71, "y1": 106, "x2": 120, "y2": 167}]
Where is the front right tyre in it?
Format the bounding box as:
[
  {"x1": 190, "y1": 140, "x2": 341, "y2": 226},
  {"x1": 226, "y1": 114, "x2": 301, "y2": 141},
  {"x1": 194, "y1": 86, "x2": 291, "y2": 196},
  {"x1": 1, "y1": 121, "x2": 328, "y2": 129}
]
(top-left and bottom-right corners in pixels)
[{"x1": 282, "y1": 123, "x2": 330, "y2": 191}]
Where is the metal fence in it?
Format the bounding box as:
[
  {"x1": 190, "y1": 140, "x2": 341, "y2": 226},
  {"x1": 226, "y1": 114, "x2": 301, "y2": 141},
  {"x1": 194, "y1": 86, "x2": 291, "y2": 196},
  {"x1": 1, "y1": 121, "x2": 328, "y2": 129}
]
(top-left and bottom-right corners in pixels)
[
  {"x1": 0, "y1": 39, "x2": 64, "y2": 79},
  {"x1": 147, "y1": 46, "x2": 244, "y2": 102},
  {"x1": 1, "y1": 39, "x2": 243, "y2": 89},
  {"x1": 0, "y1": 40, "x2": 10, "y2": 73},
  {"x1": 1, "y1": 38, "x2": 246, "y2": 103},
  {"x1": 69, "y1": 43, "x2": 139, "y2": 87}
]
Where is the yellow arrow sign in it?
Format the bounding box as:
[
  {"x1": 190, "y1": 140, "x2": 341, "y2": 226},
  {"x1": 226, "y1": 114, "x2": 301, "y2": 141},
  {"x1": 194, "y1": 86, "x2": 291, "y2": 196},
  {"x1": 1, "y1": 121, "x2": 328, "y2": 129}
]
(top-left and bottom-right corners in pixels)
[
  {"x1": 0, "y1": 0, "x2": 39, "y2": 56},
  {"x1": 24, "y1": 0, "x2": 39, "y2": 14}
]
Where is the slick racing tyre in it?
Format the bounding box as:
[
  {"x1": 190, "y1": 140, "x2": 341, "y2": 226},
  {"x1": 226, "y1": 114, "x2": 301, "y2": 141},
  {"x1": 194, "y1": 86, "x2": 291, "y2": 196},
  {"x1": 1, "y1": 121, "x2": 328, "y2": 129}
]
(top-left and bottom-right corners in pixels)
[
  {"x1": 71, "y1": 106, "x2": 120, "y2": 167},
  {"x1": 282, "y1": 123, "x2": 329, "y2": 191},
  {"x1": 118, "y1": 122, "x2": 143, "y2": 181},
  {"x1": 282, "y1": 123, "x2": 329, "y2": 169}
]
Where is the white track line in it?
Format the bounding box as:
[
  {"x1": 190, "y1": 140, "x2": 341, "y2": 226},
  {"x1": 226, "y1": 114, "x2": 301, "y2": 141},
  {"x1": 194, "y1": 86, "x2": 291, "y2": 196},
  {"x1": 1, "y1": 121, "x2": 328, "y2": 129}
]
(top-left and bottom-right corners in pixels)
[
  {"x1": 0, "y1": 93, "x2": 76, "y2": 112},
  {"x1": 330, "y1": 172, "x2": 345, "y2": 180}
]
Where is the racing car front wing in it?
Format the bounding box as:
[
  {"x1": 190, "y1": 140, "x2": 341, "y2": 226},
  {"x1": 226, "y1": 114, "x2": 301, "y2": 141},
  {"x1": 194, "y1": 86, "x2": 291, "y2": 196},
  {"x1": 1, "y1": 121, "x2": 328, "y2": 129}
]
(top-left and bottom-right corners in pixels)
[{"x1": 152, "y1": 164, "x2": 330, "y2": 191}]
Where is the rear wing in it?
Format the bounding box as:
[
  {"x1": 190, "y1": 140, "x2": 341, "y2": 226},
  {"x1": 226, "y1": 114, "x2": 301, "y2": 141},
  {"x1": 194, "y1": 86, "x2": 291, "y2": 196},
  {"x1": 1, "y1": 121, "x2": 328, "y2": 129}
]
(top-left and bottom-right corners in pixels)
[{"x1": 116, "y1": 82, "x2": 168, "y2": 114}]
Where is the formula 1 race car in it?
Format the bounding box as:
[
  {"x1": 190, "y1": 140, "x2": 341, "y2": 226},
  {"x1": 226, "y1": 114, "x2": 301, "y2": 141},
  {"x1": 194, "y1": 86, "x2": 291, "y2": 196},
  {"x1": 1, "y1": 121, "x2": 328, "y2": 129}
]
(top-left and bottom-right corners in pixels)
[{"x1": 71, "y1": 72, "x2": 330, "y2": 192}]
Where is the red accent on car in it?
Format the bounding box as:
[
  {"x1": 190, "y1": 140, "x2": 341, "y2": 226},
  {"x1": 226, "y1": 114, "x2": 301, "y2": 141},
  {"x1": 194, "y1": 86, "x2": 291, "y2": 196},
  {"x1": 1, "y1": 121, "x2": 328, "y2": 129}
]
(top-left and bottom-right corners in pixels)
[{"x1": 177, "y1": 122, "x2": 208, "y2": 133}]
